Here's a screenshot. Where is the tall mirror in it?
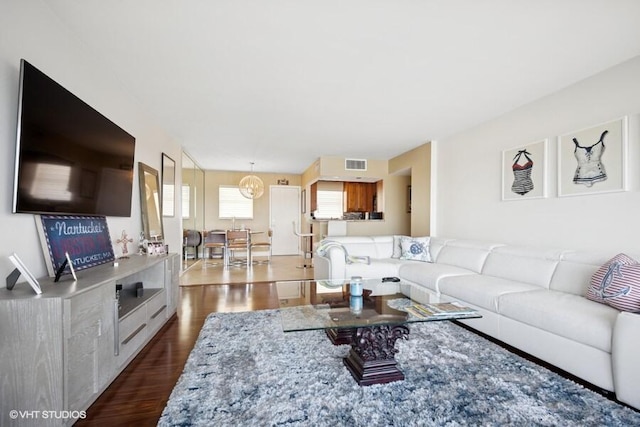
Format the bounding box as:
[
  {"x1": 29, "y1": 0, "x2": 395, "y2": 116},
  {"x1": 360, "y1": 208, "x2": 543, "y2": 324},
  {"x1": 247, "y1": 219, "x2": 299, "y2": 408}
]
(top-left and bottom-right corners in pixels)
[
  {"x1": 139, "y1": 162, "x2": 164, "y2": 241},
  {"x1": 181, "y1": 152, "x2": 205, "y2": 269}
]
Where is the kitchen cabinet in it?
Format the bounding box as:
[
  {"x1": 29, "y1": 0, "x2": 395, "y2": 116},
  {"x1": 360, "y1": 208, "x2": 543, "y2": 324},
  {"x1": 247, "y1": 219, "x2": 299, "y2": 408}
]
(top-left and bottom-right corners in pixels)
[
  {"x1": 344, "y1": 182, "x2": 377, "y2": 212},
  {"x1": 310, "y1": 182, "x2": 318, "y2": 213}
]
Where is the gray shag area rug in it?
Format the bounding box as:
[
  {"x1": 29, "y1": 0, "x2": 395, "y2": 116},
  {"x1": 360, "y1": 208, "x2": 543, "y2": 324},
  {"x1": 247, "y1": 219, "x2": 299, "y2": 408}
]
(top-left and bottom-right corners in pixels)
[{"x1": 159, "y1": 310, "x2": 640, "y2": 426}]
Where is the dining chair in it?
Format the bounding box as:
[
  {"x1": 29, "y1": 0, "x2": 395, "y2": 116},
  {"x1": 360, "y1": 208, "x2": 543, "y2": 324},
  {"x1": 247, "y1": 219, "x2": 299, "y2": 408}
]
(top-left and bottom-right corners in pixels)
[
  {"x1": 202, "y1": 230, "x2": 226, "y2": 268},
  {"x1": 182, "y1": 229, "x2": 202, "y2": 261},
  {"x1": 250, "y1": 228, "x2": 273, "y2": 265},
  {"x1": 226, "y1": 229, "x2": 250, "y2": 267},
  {"x1": 292, "y1": 221, "x2": 313, "y2": 269}
]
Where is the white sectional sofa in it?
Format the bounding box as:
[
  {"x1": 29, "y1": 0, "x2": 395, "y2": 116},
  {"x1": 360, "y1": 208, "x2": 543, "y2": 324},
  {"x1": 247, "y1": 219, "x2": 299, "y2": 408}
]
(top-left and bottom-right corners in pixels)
[{"x1": 314, "y1": 235, "x2": 640, "y2": 410}]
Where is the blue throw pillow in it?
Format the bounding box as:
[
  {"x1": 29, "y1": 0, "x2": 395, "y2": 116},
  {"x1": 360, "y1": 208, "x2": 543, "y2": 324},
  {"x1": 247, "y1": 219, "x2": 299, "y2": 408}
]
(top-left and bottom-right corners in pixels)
[{"x1": 400, "y1": 236, "x2": 432, "y2": 262}]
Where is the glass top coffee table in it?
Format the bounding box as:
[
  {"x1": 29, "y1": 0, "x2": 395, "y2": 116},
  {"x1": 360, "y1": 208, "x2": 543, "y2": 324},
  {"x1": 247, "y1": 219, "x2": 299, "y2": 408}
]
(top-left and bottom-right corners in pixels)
[{"x1": 276, "y1": 278, "x2": 481, "y2": 386}]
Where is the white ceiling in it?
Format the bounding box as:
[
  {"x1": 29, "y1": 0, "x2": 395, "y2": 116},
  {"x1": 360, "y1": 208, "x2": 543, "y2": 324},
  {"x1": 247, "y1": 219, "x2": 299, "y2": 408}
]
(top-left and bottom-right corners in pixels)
[{"x1": 44, "y1": 0, "x2": 640, "y2": 174}]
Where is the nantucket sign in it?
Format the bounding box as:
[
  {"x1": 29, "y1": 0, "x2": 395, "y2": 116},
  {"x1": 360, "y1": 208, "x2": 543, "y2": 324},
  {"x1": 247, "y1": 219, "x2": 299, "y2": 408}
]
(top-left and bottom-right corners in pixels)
[{"x1": 36, "y1": 215, "x2": 115, "y2": 277}]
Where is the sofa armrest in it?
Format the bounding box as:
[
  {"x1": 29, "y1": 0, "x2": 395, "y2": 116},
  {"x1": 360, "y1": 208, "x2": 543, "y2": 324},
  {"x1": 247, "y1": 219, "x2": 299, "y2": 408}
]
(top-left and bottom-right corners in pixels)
[
  {"x1": 612, "y1": 311, "x2": 640, "y2": 409},
  {"x1": 314, "y1": 246, "x2": 347, "y2": 280}
]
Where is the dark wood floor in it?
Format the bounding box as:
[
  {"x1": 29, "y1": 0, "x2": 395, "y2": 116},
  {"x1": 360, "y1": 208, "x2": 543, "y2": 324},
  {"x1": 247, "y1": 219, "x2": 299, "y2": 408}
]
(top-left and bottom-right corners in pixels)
[{"x1": 76, "y1": 282, "x2": 282, "y2": 426}]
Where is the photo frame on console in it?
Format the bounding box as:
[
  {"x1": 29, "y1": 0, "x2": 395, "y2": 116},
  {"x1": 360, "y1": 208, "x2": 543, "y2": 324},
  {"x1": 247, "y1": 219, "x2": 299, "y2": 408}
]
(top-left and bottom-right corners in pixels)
[
  {"x1": 558, "y1": 116, "x2": 628, "y2": 197},
  {"x1": 501, "y1": 139, "x2": 548, "y2": 201},
  {"x1": 7, "y1": 253, "x2": 41, "y2": 295}
]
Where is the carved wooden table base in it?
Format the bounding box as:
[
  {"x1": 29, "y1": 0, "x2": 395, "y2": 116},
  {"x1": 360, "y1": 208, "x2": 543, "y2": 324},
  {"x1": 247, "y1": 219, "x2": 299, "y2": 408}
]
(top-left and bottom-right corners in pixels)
[{"x1": 328, "y1": 324, "x2": 410, "y2": 386}]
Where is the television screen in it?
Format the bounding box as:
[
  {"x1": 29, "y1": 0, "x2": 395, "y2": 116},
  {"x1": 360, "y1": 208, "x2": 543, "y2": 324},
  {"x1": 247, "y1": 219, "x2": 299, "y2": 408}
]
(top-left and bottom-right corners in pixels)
[{"x1": 13, "y1": 59, "x2": 136, "y2": 217}]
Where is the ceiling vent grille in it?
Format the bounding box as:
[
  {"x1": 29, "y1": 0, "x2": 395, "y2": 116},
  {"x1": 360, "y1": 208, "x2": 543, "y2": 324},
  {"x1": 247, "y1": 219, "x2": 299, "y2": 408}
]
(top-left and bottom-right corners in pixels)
[{"x1": 345, "y1": 158, "x2": 367, "y2": 171}]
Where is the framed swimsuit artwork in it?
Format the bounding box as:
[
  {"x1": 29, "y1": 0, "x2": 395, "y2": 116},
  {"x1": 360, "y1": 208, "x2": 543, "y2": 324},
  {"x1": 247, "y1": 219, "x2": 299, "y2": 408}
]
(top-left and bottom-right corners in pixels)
[
  {"x1": 558, "y1": 116, "x2": 628, "y2": 197},
  {"x1": 501, "y1": 139, "x2": 548, "y2": 201}
]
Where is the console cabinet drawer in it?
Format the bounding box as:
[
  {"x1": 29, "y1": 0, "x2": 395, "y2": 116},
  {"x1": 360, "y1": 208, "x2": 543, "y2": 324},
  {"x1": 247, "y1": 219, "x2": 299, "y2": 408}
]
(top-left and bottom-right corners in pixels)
[
  {"x1": 147, "y1": 290, "x2": 168, "y2": 334},
  {"x1": 117, "y1": 305, "x2": 148, "y2": 366}
]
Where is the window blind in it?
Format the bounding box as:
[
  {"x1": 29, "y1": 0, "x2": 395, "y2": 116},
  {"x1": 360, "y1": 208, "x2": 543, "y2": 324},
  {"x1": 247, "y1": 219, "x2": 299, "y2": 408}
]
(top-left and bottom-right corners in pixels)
[
  {"x1": 315, "y1": 189, "x2": 343, "y2": 219},
  {"x1": 219, "y1": 185, "x2": 253, "y2": 219}
]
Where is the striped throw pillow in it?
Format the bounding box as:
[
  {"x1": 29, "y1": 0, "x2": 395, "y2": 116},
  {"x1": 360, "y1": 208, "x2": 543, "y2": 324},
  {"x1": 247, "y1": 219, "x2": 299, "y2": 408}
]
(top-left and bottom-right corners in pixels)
[{"x1": 586, "y1": 253, "x2": 640, "y2": 312}]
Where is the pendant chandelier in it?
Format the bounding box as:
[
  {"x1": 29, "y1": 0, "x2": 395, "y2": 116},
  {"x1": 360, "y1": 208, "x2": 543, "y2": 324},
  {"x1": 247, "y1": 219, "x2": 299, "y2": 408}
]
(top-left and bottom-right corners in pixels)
[{"x1": 238, "y1": 162, "x2": 264, "y2": 199}]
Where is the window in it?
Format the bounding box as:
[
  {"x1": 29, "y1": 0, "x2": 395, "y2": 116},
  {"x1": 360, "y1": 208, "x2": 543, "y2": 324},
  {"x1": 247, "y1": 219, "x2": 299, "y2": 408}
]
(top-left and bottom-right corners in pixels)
[
  {"x1": 315, "y1": 189, "x2": 343, "y2": 219},
  {"x1": 162, "y1": 183, "x2": 175, "y2": 217},
  {"x1": 219, "y1": 185, "x2": 253, "y2": 219},
  {"x1": 181, "y1": 184, "x2": 190, "y2": 219}
]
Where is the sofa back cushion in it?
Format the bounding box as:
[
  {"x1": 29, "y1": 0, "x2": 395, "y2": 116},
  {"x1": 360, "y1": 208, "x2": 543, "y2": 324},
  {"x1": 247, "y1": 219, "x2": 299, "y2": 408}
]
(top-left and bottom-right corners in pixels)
[
  {"x1": 482, "y1": 245, "x2": 562, "y2": 288},
  {"x1": 321, "y1": 236, "x2": 396, "y2": 258},
  {"x1": 434, "y1": 239, "x2": 500, "y2": 273},
  {"x1": 550, "y1": 251, "x2": 610, "y2": 296},
  {"x1": 371, "y1": 236, "x2": 395, "y2": 258},
  {"x1": 428, "y1": 237, "x2": 450, "y2": 260}
]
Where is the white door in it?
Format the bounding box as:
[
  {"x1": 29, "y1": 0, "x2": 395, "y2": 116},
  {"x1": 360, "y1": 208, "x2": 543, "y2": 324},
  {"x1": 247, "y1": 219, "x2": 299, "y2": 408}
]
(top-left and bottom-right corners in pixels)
[{"x1": 270, "y1": 186, "x2": 300, "y2": 255}]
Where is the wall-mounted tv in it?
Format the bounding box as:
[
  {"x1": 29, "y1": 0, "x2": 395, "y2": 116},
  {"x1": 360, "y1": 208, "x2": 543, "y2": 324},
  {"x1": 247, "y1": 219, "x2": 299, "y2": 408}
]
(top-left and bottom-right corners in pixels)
[{"x1": 12, "y1": 59, "x2": 136, "y2": 217}]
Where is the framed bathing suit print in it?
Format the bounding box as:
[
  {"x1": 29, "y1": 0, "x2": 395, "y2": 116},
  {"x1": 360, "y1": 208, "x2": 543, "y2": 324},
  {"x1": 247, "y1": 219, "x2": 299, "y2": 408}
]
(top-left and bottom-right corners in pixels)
[
  {"x1": 558, "y1": 116, "x2": 628, "y2": 197},
  {"x1": 501, "y1": 139, "x2": 548, "y2": 201}
]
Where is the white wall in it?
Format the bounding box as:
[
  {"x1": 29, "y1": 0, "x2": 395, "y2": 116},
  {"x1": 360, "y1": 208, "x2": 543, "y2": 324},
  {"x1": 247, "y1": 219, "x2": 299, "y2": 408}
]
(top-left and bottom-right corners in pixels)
[
  {"x1": 0, "y1": 1, "x2": 182, "y2": 281},
  {"x1": 435, "y1": 55, "x2": 640, "y2": 254}
]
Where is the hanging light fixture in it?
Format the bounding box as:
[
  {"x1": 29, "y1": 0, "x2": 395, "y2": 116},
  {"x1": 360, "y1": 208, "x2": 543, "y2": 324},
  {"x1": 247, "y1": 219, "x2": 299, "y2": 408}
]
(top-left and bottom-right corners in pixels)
[{"x1": 238, "y1": 162, "x2": 264, "y2": 199}]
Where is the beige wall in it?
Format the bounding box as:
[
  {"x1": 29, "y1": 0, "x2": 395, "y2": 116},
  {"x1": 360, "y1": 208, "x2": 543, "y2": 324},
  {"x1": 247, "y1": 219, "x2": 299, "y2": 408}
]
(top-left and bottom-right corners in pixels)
[
  {"x1": 203, "y1": 170, "x2": 302, "y2": 233},
  {"x1": 389, "y1": 143, "x2": 431, "y2": 236},
  {"x1": 318, "y1": 156, "x2": 389, "y2": 179},
  {"x1": 301, "y1": 156, "x2": 413, "y2": 239},
  {"x1": 206, "y1": 149, "x2": 427, "y2": 241}
]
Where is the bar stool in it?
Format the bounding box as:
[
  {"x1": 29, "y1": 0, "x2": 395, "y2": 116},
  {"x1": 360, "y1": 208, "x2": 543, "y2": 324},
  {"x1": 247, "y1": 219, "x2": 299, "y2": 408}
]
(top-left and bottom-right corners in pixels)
[{"x1": 292, "y1": 221, "x2": 313, "y2": 269}]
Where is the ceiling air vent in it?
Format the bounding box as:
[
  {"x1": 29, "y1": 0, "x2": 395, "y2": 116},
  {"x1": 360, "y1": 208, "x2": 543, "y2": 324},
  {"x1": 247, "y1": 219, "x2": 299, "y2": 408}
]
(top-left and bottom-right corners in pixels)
[{"x1": 345, "y1": 158, "x2": 367, "y2": 171}]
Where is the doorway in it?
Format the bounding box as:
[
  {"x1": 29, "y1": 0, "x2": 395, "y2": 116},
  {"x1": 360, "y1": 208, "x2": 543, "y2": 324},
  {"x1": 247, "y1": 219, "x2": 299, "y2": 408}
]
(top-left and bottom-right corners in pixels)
[{"x1": 269, "y1": 185, "x2": 300, "y2": 255}]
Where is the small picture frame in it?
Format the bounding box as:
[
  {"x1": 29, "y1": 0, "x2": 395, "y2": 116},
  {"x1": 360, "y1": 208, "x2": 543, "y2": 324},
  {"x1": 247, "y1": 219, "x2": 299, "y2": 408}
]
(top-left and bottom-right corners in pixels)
[
  {"x1": 277, "y1": 179, "x2": 289, "y2": 185},
  {"x1": 7, "y1": 253, "x2": 42, "y2": 295},
  {"x1": 65, "y1": 252, "x2": 77, "y2": 281},
  {"x1": 147, "y1": 241, "x2": 166, "y2": 256}
]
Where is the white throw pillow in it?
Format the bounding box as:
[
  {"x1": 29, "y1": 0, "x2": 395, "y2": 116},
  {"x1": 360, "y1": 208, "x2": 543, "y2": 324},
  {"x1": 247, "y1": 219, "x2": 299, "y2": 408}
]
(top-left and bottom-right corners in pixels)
[
  {"x1": 392, "y1": 235, "x2": 407, "y2": 259},
  {"x1": 400, "y1": 236, "x2": 432, "y2": 262}
]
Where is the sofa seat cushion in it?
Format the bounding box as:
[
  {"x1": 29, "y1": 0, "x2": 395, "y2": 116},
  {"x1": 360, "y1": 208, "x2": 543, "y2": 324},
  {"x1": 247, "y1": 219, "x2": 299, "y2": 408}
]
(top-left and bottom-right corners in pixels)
[
  {"x1": 498, "y1": 290, "x2": 619, "y2": 353},
  {"x1": 438, "y1": 275, "x2": 540, "y2": 312},
  {"x1": 399, "y1": 262, "x2": 477, "y2": 293},
  {"x1": 344, "y1": 258, "x2": 405, "y2": 280}
]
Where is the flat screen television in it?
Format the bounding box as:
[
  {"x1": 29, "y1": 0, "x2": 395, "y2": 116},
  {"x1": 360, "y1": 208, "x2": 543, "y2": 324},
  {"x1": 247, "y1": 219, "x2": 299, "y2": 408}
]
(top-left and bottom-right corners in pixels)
[{"x1": 12, "y1": 59, "x2": 136, "y2": 217}]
